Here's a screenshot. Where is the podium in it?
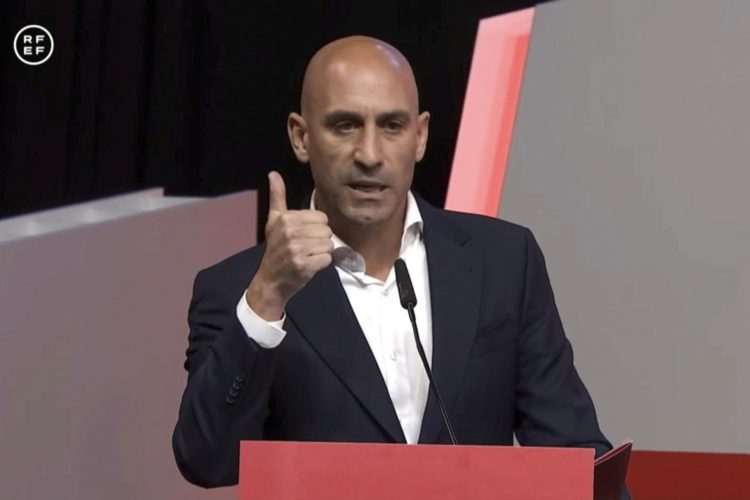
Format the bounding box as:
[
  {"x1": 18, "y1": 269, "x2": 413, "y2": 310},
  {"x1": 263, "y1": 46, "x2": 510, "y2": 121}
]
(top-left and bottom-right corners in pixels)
[{"x1": 239, "y1": 441, "x2": 595, "y2": 499}]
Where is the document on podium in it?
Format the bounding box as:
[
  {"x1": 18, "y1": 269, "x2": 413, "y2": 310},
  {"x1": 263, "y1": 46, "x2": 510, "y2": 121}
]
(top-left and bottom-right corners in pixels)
[{"x1": 594, "y1": 440, "x2": 633, "y2": 500}]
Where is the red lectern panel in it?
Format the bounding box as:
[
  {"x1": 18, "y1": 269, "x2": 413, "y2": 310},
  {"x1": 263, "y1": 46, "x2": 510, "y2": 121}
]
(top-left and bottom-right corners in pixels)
[
  {"x1": 628, "y1": 450, "x2": 750, "y2": 499},
  {"x1": 239, "y1": 441, "x2": 593, "y2": 499}
]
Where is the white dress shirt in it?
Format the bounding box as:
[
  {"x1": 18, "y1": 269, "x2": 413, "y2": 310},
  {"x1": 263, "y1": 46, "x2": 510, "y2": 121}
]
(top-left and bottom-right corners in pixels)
[{"x1": 236, "y1": 191, "x2": 433, "y2": 443}]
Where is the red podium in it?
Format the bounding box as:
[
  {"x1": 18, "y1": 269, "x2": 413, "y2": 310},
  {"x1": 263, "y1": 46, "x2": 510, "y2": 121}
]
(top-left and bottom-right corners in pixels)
[{"x1": 239, "y1": 441, "x2": 596, "y2": 499}]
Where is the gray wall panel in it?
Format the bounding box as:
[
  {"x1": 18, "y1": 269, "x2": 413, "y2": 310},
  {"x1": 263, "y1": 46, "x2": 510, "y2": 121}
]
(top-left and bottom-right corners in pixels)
[
  {"x1": 0, "y1": 191, "x2": 256, "y2": 498},
  {"x1": 502, "y1": 0, "x2": 750, "y2": 452}
]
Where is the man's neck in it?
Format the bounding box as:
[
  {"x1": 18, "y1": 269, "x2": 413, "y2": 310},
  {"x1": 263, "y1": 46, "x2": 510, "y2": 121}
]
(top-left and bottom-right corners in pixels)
[{"x1": 331, "y1": 213, "x2": 405, "y2": 282}]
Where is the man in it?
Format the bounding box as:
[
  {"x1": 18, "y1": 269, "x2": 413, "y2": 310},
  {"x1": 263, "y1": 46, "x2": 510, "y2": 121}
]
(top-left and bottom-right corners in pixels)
[{"x1": 173, "y1": 35, "x2": 612, "y2": 488}]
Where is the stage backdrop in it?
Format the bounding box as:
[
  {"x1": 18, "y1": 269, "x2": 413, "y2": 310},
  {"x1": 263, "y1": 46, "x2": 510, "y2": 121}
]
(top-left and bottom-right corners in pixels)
[
  {"x1": 0, "y1": 0, "x2": 543, "y2": 238},
  {"x1": 499, "y1": 0, "x2": 750, "y2": 453},
  {"x1": 0, "y1": 190, "x2": 255, "y2": 499}
]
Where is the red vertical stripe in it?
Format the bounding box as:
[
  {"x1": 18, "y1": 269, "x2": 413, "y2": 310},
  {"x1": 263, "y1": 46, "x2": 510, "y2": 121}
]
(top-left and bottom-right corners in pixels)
[{"x1": 445, "y1": 8, "x2": 534, "y2": 217}]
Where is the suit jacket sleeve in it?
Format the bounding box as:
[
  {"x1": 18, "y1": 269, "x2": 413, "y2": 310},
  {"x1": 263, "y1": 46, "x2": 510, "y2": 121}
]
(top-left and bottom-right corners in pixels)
[
  {"x1": 514, "y1": 228, "x2": 612, "y2": 457},
  {"x1": 172, "y1": 264, "x2": 276, "y2": 487}
]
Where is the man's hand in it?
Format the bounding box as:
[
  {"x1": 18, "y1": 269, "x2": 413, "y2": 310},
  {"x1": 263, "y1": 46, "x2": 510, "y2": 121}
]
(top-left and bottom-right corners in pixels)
[{"x1": 245, "y1": 171, "x2": 333, "y2": 321}]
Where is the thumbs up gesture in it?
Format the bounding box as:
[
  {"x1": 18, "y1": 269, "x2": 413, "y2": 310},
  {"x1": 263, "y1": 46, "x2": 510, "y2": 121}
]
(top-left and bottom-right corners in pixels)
[{"x1": 245, "y1": 171, "x2": 334, "y2": 321}]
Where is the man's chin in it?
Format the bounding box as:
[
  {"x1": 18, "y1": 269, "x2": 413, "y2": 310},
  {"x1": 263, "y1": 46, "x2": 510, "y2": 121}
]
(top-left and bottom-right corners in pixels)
[
  {"x1": 349, "y1": 214, "x2": 384, "y2": 226},
  {"x1": 343, "y1": 208, "x2": 389, "y2": 227}
]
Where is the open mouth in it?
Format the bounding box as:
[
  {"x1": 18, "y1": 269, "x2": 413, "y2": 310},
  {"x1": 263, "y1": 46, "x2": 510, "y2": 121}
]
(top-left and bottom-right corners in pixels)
[{"x1": 348, "y1": 184, "x2": 386, "y2": 193}]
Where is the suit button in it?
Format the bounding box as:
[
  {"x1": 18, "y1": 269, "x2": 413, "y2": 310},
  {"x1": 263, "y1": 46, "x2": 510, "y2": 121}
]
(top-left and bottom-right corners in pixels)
[
  {"x1": 229, "y1": 387, "x2": 240, "y2": 398},
  {"x1": 225, "y1": 396, "x2": 236, "y2": 405},
  {"x1": 232, "y1": 380, "x2": 242, "y2": 390},
  {"x1": 237, "y1": 371, "x2": 247, "y2": 382}
]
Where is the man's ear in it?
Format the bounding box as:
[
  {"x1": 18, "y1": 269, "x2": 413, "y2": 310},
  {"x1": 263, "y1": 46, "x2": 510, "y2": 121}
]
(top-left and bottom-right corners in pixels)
[
  {"x1": 287, "y1": 112, "x2": 309, "y2": 163},
  {"x1": 415, "y1": 111, "x2": 430, "y2": 162}
]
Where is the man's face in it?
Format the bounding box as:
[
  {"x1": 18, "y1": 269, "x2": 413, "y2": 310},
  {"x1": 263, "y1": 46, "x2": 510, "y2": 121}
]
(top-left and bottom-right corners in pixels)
[{"x1": 293, "y1": 59, "x2": 429, "y2": 230}]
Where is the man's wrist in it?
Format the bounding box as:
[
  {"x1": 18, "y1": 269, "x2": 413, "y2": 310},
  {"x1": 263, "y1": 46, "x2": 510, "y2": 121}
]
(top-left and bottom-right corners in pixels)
[
  {"x1": 246, "y1": 278, "x2": 287, "y2": 321},
  {"x1": 236, "y1": 295, "x2": 287, "y2": 348}
]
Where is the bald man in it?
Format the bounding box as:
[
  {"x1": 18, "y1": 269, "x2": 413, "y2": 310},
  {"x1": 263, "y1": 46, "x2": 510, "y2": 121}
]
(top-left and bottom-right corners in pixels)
[{"x1": 173, "y1": 36, "x2": 612, "y2": 488}]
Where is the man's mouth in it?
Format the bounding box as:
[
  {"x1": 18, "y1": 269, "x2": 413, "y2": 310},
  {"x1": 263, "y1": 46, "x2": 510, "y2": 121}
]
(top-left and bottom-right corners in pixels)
[{"x1": 348, "y1": 183, "x2": 386, "y2": 193}]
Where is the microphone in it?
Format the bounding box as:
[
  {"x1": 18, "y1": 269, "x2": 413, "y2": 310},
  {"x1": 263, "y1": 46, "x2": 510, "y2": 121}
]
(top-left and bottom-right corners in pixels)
[
  {"x1": 394, "y1": 258, "x2": 418, "y2": 308},
  {"x1": 394, "y1": 258, "x2": 458, "y2": 445}
]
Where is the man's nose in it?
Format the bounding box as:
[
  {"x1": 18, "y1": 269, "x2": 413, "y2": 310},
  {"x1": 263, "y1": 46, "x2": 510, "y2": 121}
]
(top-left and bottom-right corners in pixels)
[{"x1": 353, "y1": 125, "x2": 383, "y2": 168}]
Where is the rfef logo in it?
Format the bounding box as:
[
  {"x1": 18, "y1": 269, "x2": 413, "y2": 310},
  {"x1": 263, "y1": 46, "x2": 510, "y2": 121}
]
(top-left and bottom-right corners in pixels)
[{"x1": 14, "y1": 25, "x2": 54, "y2": 66}]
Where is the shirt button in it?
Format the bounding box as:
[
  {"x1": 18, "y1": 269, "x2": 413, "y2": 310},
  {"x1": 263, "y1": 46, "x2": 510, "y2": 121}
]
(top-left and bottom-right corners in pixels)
[
  {"x1": 383, "y1": 289, "x2": 390, "y2": 297},
  {"x1": 390, "y1": 351, "x2": 398, "y2": 361}
]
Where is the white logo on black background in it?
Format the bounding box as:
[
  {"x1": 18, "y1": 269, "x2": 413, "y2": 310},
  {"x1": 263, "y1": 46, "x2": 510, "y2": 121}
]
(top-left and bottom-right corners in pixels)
[{"x1": 14, "y1": 25, "x2": 54, "y2": 66}]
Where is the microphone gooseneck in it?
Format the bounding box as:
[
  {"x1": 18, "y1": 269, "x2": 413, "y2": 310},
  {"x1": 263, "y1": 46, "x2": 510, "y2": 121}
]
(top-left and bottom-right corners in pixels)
[{"x1": 394, "y1": 258, "x2": 458, "y2": 445}]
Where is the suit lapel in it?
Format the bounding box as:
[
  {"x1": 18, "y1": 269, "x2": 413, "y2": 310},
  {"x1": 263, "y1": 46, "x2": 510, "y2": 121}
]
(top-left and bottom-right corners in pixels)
[
  {"x1": 417, "y1": 201, "x2": 481, "y2": 443},
  {"x1": 285, "y1": 265, "x2": 406, "y2": 443}
]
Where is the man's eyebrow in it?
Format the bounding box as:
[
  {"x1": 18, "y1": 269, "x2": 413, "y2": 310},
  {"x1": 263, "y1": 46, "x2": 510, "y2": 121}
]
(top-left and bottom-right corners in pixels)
[
  {"x1": 323, "y1": 110, "x2": 363, "y2": 126},
  {"x1": 377, "y1": 110, "x2": 411, "y2": 123},
  {"x1": 322, "y1": 109, "x2": 412, "y2": 127}
]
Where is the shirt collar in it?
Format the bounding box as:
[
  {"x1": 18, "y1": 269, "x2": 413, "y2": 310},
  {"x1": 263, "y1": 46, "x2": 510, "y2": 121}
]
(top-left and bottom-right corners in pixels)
[{"x1": 310, "y1": 190, "x2": 424, "y2": 275}]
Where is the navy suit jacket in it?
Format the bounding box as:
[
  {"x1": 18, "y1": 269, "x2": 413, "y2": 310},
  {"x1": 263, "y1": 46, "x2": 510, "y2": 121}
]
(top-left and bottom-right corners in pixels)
[{"x1": 172, "y1": 197, "x2": 611, "y2": 487}]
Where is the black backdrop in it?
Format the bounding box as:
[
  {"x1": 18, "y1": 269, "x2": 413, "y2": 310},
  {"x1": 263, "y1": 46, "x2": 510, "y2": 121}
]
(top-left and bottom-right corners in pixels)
[{"x1": 1, "y1": 1, "x2": 543, "y2": 238}]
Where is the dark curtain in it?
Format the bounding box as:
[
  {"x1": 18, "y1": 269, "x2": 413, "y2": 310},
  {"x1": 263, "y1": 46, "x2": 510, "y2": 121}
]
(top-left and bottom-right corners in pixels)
[{"x1": 1, "y1": 1, "x2": 541, "y2": 237}]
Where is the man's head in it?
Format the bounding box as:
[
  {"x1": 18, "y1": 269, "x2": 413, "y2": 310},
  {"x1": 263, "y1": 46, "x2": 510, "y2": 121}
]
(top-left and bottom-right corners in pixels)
[{"x1": 287, "y1": 36, "x2": 429, "y2": 233}]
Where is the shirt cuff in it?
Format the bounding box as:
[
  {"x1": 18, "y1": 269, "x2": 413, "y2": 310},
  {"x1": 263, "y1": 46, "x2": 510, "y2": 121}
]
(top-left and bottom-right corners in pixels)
[{"x1": 236, "y1": 293, "x2": 287, "y2": 348}]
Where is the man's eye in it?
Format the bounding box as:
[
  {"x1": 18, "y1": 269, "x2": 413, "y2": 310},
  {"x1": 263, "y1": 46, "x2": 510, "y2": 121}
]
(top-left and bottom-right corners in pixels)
[
  {"x1": 384, "y1": 121, "x2": 404, "y2": 132},
  {"x1": 335, "y1": 122, "x2": 357, "y2": 133}
]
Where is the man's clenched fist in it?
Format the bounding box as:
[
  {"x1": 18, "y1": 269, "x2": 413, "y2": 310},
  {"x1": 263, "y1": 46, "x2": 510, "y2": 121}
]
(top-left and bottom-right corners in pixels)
[{"x1": 245, "y1": 171, "x2": 333, "y2": 321}]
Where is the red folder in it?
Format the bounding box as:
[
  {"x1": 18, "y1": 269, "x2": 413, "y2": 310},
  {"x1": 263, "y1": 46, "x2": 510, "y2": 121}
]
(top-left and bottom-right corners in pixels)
[
  {"x1": 594, "y1": 441, "x2": 633, "y2": 500},
  {"x1": 239, "y1": 441, "x2": 597, "y2": 499}
]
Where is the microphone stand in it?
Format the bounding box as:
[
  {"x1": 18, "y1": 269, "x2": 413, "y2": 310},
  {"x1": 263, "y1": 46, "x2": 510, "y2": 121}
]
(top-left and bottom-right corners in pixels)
[{"x1": 395, "y1": 258, "x2": 458, "y2": 445}]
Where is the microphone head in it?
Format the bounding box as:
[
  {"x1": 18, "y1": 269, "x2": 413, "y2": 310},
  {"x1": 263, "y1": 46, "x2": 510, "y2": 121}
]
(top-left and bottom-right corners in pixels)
[{"x1": 394, "y1": 258, "x2": 417, "y2": 309}]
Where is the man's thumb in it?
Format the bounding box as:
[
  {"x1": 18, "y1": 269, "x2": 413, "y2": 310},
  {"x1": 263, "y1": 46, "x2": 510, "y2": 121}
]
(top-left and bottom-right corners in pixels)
[{"x1": 268, "y1": 171, "x2": 288, "y2": 214}]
